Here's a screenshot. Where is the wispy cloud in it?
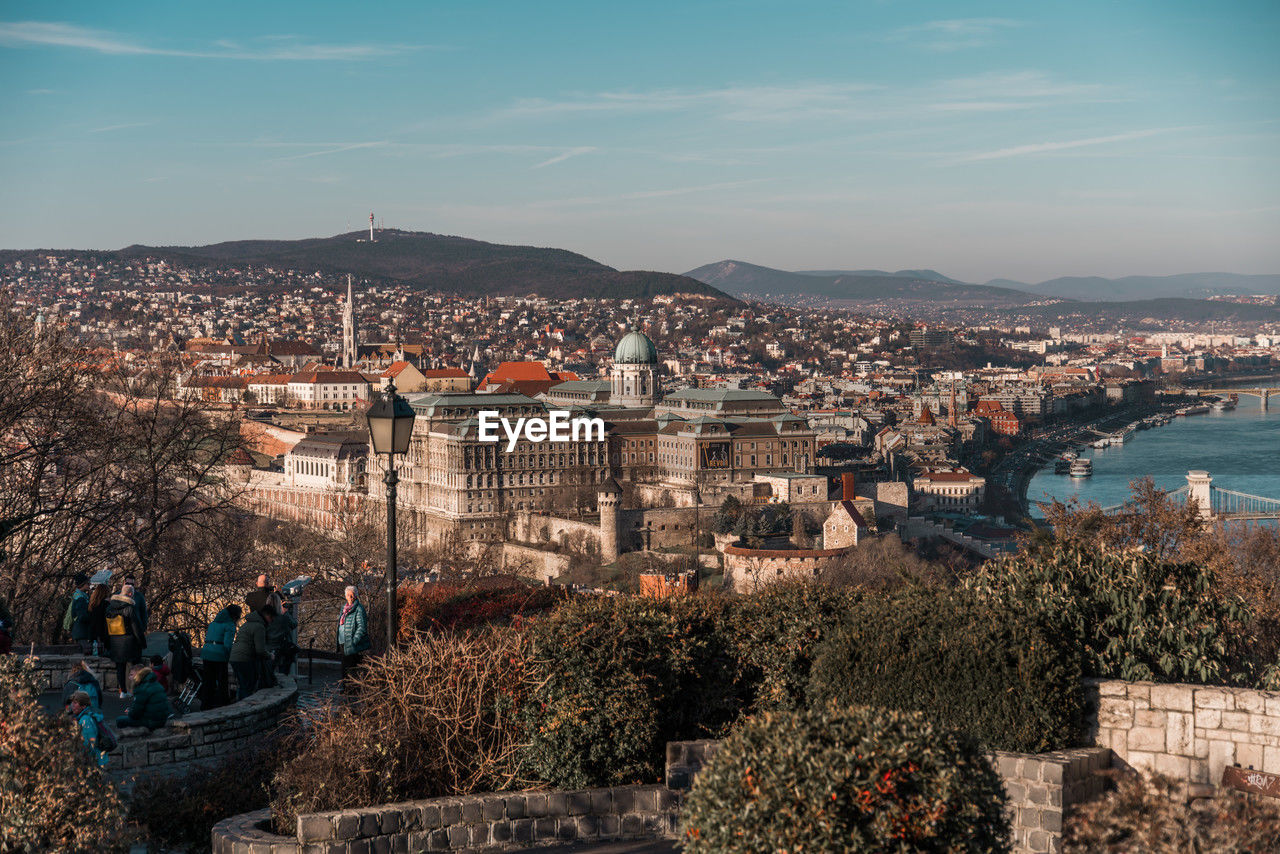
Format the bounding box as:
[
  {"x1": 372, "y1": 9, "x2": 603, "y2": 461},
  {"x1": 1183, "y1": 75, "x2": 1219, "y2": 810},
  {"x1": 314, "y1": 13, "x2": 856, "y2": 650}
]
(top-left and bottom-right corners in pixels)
[
  {"x1": 26, "y1": 87, "x2": 56, "y2": 95},
  {"x1": 887, "y1": 18, "x2": 1022, "y2": 51},
  {"x1": 532, "y1": 146, "x2": 597, "y2": 168},
  {"x1": 90, "y1": 121, "x2": 151, "y2": 133},
  {"x1": 493, "y1": 83, "x2": 883, "y2": 123},
  {"x1": 530, "y1": 179, "x2": 771, "y2": 209},
  {"x1": 0, "y1": 21, "x2": 429, "y2": 60},
  {"x1": 956, "y1": 128, "x2": 1179, "y2": 162},
  {"x1": 271, "y1": 141, "x2": 389, "y2": 161}
]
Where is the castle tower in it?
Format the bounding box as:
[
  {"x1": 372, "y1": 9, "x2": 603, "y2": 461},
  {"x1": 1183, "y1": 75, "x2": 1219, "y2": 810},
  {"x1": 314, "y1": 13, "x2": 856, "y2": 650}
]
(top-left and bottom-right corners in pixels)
[
  {"x1": 342, "y1": 274, "x2": 358, "y2": 368},
  {"x1": 611, "y1": 328, "x2": 659, "y2": 408},
  {"x1": 598, "y1": 477, "x2": 622, "y2": 564}
]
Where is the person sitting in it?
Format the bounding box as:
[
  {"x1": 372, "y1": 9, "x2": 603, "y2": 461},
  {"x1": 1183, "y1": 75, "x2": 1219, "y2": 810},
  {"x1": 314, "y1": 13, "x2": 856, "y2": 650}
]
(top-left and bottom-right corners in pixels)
[
  {"x1": 69, "y1": 690, "x2": 110, "y2": 768},
  {"x1": 61, "y1": 660, "x2": 103, "y2": 711},
  {"x1": 150, "y1": 654, "x2": 171, "y2": 692},
  {"x1": 116, "y1": 664, "x2": 172, "y2": 731}
]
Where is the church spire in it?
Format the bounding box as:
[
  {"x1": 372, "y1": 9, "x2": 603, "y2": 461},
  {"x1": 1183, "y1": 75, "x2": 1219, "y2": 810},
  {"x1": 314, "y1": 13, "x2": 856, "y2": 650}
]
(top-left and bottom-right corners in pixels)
[{"x1": 342, "y1": 274, "x2": 357, "y2": 368}]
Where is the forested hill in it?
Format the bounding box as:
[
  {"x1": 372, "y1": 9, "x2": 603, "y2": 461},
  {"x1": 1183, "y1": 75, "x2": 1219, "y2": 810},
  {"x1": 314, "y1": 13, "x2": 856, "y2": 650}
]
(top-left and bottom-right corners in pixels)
[{"x1": 99, "y1": 230, "x2": 731, "y2": 301}]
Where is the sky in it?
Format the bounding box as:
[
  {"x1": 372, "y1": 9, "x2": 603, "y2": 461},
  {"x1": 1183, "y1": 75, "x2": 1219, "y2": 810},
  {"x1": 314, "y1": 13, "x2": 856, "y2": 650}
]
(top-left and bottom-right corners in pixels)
[{"x1": 1, "y1": 1, "x2": 1278, "y2": 283}]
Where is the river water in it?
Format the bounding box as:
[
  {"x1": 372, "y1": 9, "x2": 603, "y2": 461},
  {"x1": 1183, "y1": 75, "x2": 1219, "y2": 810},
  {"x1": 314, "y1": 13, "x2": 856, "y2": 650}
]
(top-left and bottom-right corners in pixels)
[{"x1": 1026, "y1": 396, "x2": 1280, "y2": 516}]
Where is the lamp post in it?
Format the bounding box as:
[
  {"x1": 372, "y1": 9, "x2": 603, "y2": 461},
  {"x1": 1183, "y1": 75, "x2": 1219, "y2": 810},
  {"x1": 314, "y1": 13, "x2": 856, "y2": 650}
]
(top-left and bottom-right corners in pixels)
[{"x1": 364, "y1": 378, "x2": 416, "y2": 649}]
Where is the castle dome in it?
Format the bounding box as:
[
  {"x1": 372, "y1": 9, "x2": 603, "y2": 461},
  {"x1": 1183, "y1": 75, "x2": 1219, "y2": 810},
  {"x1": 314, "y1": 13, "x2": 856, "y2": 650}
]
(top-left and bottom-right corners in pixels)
[{"x1": 614, "y1": 330, "x2": 658, "y2": 365}]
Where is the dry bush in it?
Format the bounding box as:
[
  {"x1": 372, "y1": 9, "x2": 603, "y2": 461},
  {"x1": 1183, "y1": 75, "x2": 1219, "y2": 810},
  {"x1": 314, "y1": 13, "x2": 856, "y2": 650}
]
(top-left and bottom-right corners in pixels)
[
  {"x1": 1065, "y1": 771, "x2": 1280, "y2": 853},
  {"x1": 270, "y1": 629, "x2": 534, "y2": 832},
  {"x1": 0, "y1": 656, "x2": 128, "y2": 852}
]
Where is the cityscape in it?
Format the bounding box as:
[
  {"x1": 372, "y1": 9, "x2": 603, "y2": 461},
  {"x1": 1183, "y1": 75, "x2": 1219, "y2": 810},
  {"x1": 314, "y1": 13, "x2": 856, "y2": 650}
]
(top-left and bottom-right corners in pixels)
[{"x1": 3, "y1": 2, "x2": 1280, "y2": 852}]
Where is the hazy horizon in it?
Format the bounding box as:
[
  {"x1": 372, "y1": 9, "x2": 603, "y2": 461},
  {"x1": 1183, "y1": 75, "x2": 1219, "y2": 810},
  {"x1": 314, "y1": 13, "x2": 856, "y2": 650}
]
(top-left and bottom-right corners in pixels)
[{"x1": 2, "y1": 0, "x2": 1277, "y2": 282}]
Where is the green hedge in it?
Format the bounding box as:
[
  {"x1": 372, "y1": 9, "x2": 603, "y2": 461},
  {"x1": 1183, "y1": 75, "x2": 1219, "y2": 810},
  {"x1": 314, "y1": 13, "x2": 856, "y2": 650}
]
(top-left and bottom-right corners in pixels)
[
  {"x1": 682, "y1": 703, "x2": 1010, "y2": 853},
  {"x1": 519, "y1": 595, "x2": 744, "y2": 788},
  {"x1": 809, "y1": 589, "x2": 1085, "y2": 753}
]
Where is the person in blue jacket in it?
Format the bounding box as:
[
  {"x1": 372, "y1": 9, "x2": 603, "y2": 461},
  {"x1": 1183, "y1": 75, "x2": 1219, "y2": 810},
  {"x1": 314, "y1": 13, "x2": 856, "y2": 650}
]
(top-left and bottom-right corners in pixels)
[
  {"x1": 337, "y1": 585, "x2": 370, "y2": 689},
  {"x1": 199, "y1": 604, "x2": 240, "y2": 709},
  {"x1": 69, "y1": 690, "x2": 110, "y2": 767}
]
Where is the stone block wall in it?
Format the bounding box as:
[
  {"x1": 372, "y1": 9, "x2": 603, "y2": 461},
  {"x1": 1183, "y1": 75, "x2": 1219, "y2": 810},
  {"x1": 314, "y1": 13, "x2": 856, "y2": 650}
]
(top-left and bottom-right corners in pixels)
[
  {"x1": 665, "y1": 739, "x2": 1110, "y2": 854},
  {"x1": 212, "y1": 785, "x2": 682, "y2": 854},
  {"x1": 108, "y1": 675, "x2": 298, "y2": 783},
  {"x1": 1088, "y1": 678, "x2": 1280, "y2": 785},
  {"x1": 721, "y1": 544, "x2": 849, "y2": 592},
  {"x1": 26, "y1": 653, "x2": 121, "y2": 694},
  {"x1": 990, "y1": 748, "x2": 1111, "y2": 854}
]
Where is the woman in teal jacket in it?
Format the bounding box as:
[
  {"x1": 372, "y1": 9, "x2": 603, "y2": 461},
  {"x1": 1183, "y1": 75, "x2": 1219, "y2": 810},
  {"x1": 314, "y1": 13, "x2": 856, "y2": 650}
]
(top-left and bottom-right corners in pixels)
[
  {"x1": 200, "y1": 605, "x2": 240, "y2": 709},
  {"x1": 337, "y1": 586, "x2": 369, "y2": 688}
]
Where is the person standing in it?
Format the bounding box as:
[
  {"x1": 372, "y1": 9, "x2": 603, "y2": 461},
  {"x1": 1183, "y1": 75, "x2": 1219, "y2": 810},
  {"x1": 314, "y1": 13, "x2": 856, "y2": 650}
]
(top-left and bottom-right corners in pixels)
[
  {"x1": 199, "y1": 604, "x2": 240, "y2": 709},
  {"x1": 267, "y1": 598, "x2": 298, "y2": 675},
  {"x1": 88, "y1": 584, "x2": 110, "y2": 654},
  {"x1": 337, "y1": 586, "x2": 369, "y2": 687},
  {"x1": 67, "y1": 574, "x2": 92, "y2": 654},
  {"x1": 229, "y1": 605, "x2": 270, "y2": 700},
  {"x1": 246, "y1": 574, "x2": 281, "y2": 616},
  {"x1": 123, "y1": 575, "x2": 148, "y2": 633},
  {"x1": 105, "y1": 585, "x2": 145, "y2": 699}
]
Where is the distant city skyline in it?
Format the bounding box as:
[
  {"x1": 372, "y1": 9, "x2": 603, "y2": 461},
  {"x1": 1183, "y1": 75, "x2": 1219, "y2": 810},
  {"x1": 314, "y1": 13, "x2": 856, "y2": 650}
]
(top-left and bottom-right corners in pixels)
[{"x1": 1, "y1": 0, "x2": 1277, "y2": 282}]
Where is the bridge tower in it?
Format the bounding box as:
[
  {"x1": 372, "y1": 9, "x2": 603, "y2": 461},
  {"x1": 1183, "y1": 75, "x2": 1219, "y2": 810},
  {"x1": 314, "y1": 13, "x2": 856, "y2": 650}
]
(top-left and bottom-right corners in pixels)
[{"x1": 1186, "y1": 470, "x2": 1214, "y2": 521}]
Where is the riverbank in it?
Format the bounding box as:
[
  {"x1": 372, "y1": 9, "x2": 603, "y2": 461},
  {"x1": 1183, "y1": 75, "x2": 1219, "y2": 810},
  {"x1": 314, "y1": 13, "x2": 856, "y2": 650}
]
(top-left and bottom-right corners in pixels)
[{"x1": 993, "y1": 400, "x2": 1188, "y2": 521}]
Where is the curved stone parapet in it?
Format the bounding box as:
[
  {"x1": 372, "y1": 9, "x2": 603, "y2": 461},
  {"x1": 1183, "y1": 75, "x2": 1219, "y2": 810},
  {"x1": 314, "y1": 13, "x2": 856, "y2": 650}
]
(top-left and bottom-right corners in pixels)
[{"x1": 110, "y1": 675, "x2": 298, "y2": 783}]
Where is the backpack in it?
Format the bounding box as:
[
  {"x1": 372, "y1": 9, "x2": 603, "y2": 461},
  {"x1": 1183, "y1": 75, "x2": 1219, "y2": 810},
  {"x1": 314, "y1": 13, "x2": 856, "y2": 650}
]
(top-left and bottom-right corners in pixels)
[
  {"x1": 81, "y1": 710, "x2": 117, "y2": 753},
  {"x1": 63, "y1": 598, "x2": 75, "y2": 633},
  {"x1": 107, "y1": 613, "x2": 127, "y2": 636}
]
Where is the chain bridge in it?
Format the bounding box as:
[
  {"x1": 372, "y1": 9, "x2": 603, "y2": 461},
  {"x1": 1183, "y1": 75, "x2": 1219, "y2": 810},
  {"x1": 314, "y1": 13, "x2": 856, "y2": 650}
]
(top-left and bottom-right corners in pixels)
[{"x1": 1102, "y1": 470, "x2": 1280, "y2": 521}]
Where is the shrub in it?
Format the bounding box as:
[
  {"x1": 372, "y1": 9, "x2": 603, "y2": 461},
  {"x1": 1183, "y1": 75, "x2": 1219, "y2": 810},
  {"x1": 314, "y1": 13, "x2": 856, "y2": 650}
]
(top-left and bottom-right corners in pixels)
[
  {"x1": 129, "y1": 733, "x2": 292, "y2": 853},
  {"x1": 728, "y1": 581, "x2": 862, "y2": 713},
  {"x1": 681, "y1": 704, "x2": 1009, "y2": 853},
  {"x1": 809, "y1": 589, "x2": 1085, "y2": 753},
  {"x1": 398, "y1": 581, "x2": 568, "y2": 639},
  {"x1": 0, "y1": 655, "x2": 128, "y2": 852},
  {"x1": 1065, "y1": 771, "x2": 1280, "y2": 852},
  {"x1": 271, "y1": 629, "x2": 531, "y2": 832},
  {"x1": 519, "y1": 595, "x2": 743, "y2": 789},
  {"x1": 969, "y1": 540, "x2": 1248, "y2": 684}
]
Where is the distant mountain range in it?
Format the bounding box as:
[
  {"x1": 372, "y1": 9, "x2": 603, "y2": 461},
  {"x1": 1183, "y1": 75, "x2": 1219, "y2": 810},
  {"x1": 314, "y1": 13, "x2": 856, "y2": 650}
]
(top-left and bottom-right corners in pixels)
[
  {"x1": 989, "y1": 273, "x2": 1280, "y2": 301},
  {"x1": 682, "y1": 260, "x2": 1038, "y2": 306},
  {"x1": 685, "y1": 259, "x2": 1280, "y2": 303},
  {"x1": 6, "y1": 230, "x2": 732, "y2": 302}
]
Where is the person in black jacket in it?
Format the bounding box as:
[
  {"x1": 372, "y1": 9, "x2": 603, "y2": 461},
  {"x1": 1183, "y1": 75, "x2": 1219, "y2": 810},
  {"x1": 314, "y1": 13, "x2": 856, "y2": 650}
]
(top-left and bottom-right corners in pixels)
[{"x1": 105, "y1": 585, "x2": 145, "y2": 698}]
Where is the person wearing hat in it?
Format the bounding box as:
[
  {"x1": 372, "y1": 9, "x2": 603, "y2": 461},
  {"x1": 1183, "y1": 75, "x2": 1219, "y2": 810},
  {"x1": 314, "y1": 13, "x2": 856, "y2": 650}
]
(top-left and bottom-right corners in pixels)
[{"x1": 67, "y1": 573, "x2": 93, "y2": 654}]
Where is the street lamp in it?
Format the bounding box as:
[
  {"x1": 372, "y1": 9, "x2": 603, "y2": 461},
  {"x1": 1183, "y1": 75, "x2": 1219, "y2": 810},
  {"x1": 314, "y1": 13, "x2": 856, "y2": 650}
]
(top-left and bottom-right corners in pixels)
[{"x1": 365, "y1": 378, "x2": 415, "y2": 648}]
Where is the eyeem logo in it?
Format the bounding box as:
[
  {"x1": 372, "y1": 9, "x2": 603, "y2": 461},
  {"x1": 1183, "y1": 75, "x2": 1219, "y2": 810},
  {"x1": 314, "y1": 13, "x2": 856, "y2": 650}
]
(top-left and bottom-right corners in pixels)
[{"x1": 477, "y1": 410, "x2": 605, "y2": 452}]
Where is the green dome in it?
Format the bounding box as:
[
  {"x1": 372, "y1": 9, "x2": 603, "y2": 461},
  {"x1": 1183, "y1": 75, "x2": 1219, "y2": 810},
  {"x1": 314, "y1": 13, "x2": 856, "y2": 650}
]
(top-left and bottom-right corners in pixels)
[{"x1": 614, "y1": 330, "x2": 658, "y2": 365}]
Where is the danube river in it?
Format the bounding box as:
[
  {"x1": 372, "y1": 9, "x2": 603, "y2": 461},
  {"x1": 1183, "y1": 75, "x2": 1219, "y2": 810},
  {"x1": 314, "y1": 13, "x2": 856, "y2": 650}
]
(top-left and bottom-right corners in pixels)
[{"x1": 1026, "y1": 396, "x2": 1280, "y2": 516}]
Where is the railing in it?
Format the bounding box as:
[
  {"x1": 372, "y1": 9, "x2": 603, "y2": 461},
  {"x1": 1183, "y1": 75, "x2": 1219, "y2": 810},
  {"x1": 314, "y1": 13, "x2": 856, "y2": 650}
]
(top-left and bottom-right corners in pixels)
[{"x1": 1102, "y1": 484, "x2": 1280, "y2": 519}]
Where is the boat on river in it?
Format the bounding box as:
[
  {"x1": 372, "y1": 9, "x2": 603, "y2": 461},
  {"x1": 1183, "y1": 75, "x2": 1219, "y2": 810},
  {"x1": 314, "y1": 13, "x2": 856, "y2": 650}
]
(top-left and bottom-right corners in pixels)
[{"x1": 1069, "y1": 459, "x2": 1093, "y2": 478}]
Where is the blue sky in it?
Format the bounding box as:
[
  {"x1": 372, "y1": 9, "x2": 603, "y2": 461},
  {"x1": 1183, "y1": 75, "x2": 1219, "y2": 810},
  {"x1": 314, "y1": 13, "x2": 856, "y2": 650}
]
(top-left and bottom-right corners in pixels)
[{"x1": 1, "y1": 1, "x2": 1277, "y2": 282}]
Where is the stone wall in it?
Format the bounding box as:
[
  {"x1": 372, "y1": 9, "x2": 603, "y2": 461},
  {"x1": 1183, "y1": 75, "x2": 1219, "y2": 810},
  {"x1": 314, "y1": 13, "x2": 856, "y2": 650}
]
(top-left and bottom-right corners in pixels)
[
  {"x1": 109, "y1": 675, "x2": 298, "y2": 784},
  {"x1": 212, "y1": 785, "x2": 681, "y2": 854},
  {"x1": 664, "y1": 739, "x2": 1110, "y2": 854},
  {"x1": 1088, "y1": 677, "x2": 1280, "y2": 786},
  {"x1": 27, "y1": 652, "x2": 121, "y2": 694},
  {"x1": 499, "y1": 542, "x2": 571, "y2": 583},
  {"x1": 720, "y1": 543, "x2": 849, "y2": 592}
]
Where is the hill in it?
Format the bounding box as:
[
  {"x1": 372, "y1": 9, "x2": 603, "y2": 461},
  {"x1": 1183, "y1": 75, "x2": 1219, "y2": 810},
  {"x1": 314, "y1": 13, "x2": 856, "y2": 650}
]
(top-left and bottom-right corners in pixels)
[
  {"x1": 111, "y1": 230, "x2": 732, "y2": 301},
  {"x1": 990, "y1": 272, "x2": 1280, "y2": 301},
  {"x1": 683, "y1": 260, "x2": 1039, "y2": 306}
]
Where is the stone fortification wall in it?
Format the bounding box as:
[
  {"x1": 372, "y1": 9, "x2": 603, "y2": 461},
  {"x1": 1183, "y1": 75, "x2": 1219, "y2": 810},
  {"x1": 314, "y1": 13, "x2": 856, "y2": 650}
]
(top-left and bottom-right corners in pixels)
[
  {"x1": 499, "y1": 542, "x2": 571, "y2": 583},
  {"x1": 1088, "y1": 678, "x2": 1280, "y2": 786},
  {"x1": 721, "y1": 543, "x2": 849, "y2": 592},
  {"x1": 511, "y1": 511, "x2": 600, "y2": 550}
]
